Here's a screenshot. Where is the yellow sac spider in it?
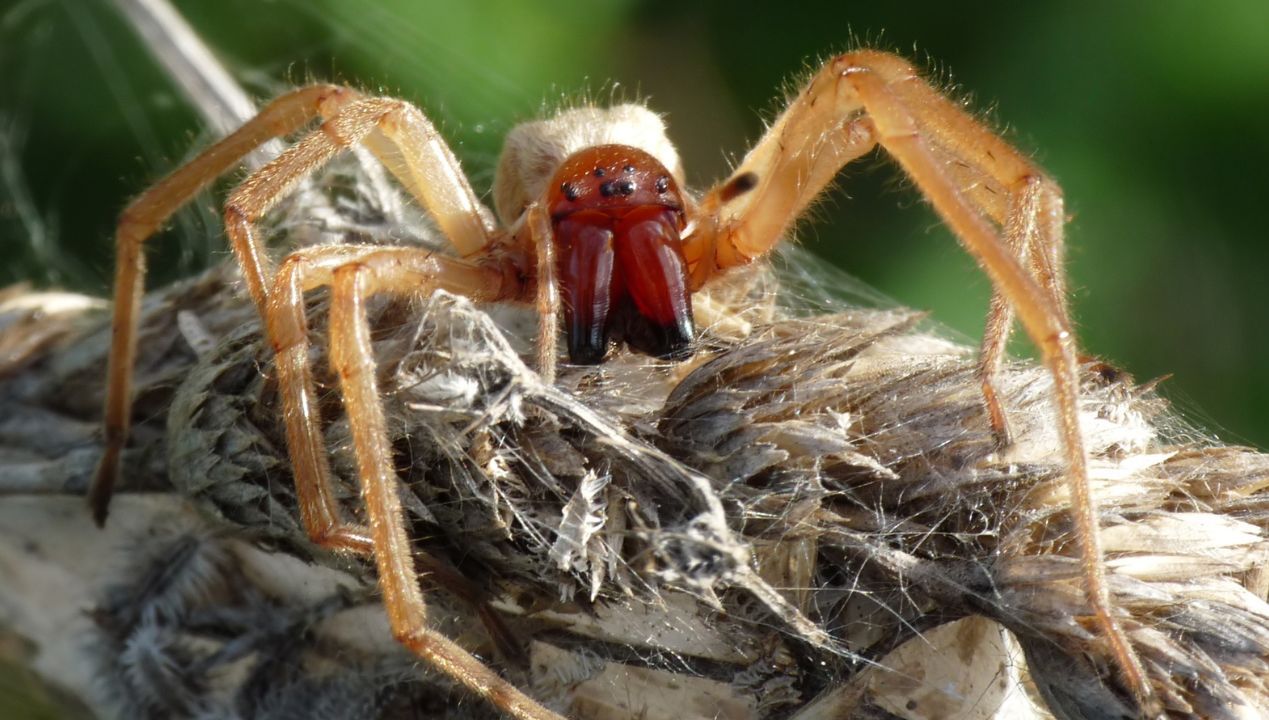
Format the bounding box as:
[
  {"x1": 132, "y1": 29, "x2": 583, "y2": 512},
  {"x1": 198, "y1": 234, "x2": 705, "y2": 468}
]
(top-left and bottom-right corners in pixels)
[{"x1": 88, "y1": 50, "x2": 1159, "y2": 720}]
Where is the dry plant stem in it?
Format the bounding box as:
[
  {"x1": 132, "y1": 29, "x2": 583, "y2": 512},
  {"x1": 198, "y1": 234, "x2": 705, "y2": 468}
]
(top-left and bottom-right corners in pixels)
[
  {"x1": 9, "y1": 262, "x2": 1269, "y2": 717},
  {"x1": 110, "y1": 0, "x2": 263, "y2": 139}
]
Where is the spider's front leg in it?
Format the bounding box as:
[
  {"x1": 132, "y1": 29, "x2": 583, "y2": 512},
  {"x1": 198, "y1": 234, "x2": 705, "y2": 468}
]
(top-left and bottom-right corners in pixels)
[
  {"x1": 264, "y1": 245, "x2": 556, "y2": 720},
  {"x1": 225, "y1": 96, "x2": 508, "y2": 555},
  {"x1": 688, "y1": 51, "x2": 1158, "y2": 715},
  {"x1": 95, "y1": 86, "x2": 555, "y2": 718},
  {"x1": 91, "y1": 84, "x2": 361, "y2": 524},
  {"x1": 91, "y1": 87, "x2": 500, "y2": 525}
]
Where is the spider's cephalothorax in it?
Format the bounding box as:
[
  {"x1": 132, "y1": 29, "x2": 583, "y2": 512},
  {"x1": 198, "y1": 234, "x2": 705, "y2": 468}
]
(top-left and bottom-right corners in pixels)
[{"x1": 547, "y1": 145, "x2": 692, "y2": 364}]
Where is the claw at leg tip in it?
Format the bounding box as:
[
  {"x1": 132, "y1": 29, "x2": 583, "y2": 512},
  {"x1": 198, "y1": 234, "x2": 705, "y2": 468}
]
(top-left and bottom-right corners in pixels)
[{"x1": 88, "y1": 450, "x2": 120, "y2": 528}]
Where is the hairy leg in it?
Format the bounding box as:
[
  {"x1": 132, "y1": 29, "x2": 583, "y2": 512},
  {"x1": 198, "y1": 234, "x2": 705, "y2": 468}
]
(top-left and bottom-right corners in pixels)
[
  {"x1": 265, "y1": 244, "x2": 551, "y2": 719},
  {"x1": 92, "y1": 84, "x2": 358, "y2": 524},
  {"x1": 267, "y1": 245, "x2": 516, "y2": 553},
  {"x1": 93, "y1": 91, "x2": 499, "y2": 525},
  {"x1": 690, "y1": 50, "x2": 1156, "y2": 714},
  {"x1": 977, "y1": 174, "x2": 1068, "y2": 444},
  {"x1": 222, "y1": 98, "x2": 510, "y2": 550}
]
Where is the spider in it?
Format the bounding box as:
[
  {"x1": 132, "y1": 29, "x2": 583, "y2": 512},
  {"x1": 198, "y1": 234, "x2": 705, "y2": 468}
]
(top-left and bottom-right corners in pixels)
[{"x1": 86, "y1": 50, "x2": 1159, "y2": 719}]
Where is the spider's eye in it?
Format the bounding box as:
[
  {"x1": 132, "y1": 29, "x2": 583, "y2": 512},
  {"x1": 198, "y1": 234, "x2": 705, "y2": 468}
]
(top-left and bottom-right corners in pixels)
[
  {"x1": 547, "y1": 145, "x2": 684, "y2": 218},
  {"x1": 599, "y1": 179, "x2": 635, "y2": 198}
]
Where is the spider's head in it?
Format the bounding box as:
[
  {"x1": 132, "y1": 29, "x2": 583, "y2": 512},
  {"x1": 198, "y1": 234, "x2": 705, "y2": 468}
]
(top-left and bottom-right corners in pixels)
[
  {"x1": 494, "y1": 105, "x2": 694, "y2": 365},
  {"x1": 493, "y1": 104, "x2": 684, "y2": 224},
  {"x1": 546, "y1": 144, "x2": 692, "y2": 364}
]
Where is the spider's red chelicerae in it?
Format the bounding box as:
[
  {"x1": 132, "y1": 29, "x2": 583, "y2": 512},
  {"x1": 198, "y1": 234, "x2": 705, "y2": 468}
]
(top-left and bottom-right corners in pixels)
[{"x1": 88, "y1": 50, "x2": 1158, "y2": 719}]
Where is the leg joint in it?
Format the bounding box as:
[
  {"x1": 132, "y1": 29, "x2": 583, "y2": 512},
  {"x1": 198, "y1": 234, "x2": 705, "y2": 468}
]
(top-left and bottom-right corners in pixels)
[
  {"x1": 391, "y1": 626, "x2": 431, "y2": 652},
  {"x1": 374, "y1": 100, "x2": 439, "y2": 141},
  {"x1": 306, "y1": 523, "x2": 373, "y2": 554},
  {"x1": 331, "y1": 260, "x2": 370, "y2": 286},
  {"x1": 830, "y1": 50, "x2": 918, "y2": 81},
  {"x1": 116, "y1": 207, "x2": 156, "y2": 248},
  {"x1": 313, "y1": 85, "x2": 358, "y2": 119},
  {"x1": 1041, "y1": 328, "x2": 1073, "y2": 352},
  {"x1": 223, "y1": 198, "x2": 254, "y2": 226}
]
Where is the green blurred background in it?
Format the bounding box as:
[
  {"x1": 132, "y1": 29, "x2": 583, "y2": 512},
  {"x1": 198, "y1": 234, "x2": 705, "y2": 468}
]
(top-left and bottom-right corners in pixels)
[{"x1": 2, "y1": 0, "x2": 1267, "y2": 447}]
